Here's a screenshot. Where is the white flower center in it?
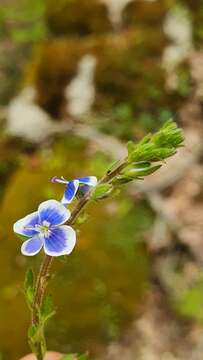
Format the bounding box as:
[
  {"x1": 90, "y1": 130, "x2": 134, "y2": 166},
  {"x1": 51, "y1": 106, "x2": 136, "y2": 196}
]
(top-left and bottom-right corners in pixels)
[{"x1": 36, "y1": 221, "x2": 51, "y2": 236}]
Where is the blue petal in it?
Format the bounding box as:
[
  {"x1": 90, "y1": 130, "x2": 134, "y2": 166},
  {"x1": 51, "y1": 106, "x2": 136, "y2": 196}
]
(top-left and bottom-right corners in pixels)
[
  {"x1": 21, "y1": 235, "x2": 43, "y2": 256},
  {"x1": 61, "y1": 180, "x2": 79, "y2": 204},
  {"x1": 44, "y1": 226, "x2": 76, "y2": 256},
  {"x1": 38, "y1": 200, "x2": 70, "y2": 226},
  {"x1": 78, "y1": 176, "x2": 97, "y2": 187},
  {"x1": 13, "y1": 211, "x2": 39, "y2": 237}
]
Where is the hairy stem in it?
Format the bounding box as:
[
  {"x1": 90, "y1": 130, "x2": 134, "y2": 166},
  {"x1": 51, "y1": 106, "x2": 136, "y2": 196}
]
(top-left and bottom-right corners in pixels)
[
  {"x1": 101, "y1": 161, "x2": 127, "y2": 183},
  {"x1": 30, "y1": 158, "x2": 127, "y2": 359},
  {"x1": 30, "y1": 255, "x2": 53, "y2": 360},
  {"x1": 32, "y1": 255, "x2": 53, "y2": 326}
]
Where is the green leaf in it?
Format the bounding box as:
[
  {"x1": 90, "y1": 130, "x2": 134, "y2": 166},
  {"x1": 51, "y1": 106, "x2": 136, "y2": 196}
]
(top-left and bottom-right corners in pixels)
[
  {"x1": 112, "y1": 175, "x2": 133, "y2": 185},
  {"x1": 152, "y1": 127, "x2": 184, "y2": 148},
  {"x1": 24, "y1": 268, "x2": 34, "y2": 306},
  {"x1": 127, "y1": 141, "x2": 136, "y2": 155},
  {"x1": 124, "y1": 163, "x2": 162, "y2": 178},
  {"x1": 162, "y1": 119, "x2": 177, "y2": 130},
  {"x1": 139, "y1": 133, "x2": 152, "y2": 145},
  {"x1": 17, "y1": 234, "x2": 28, "y2": 241},
  {"x1": 24, "y1": 268, "x2": 34, "y2": 290},
  {"x1": 91, "y1": 184, "x2": 113, "y2": 200},
  {"x1": 127, "y1": 121, "x2": 184, "y2": 163},
  {"x1": 61, "y1": 354, "x2": 89, "y2": 360},
  {"x1": 61, "y1": 355, "x2": 77, "y2": 360},
  {"x1": 78, "y1": 355, "x2": 89, "y2": 360},
  {"x1": 40, "y1": 295, "x2": 55, "y2": 323},
  {"x1": 155, "y1": 120, "x2": 184, "y2": 147},
  {"x1": 58, "y1": 255, "x2": 68, "y2": 263},
  {"x1": 175, "y1": 283, "x2": 203, "y2": 321},
  {"x1": 75, "y1": 212, "x2": 89, "y2": 225},
  {"x1": 129, "y1": 145, "x2": 176, "y2": 162},
  {"x1": 112, "y1": 161, "x2": 162, "y2": 184},
  {"x1": 107, "y1": 159, "x2": 123, "y2": 173},
  {"x1": 28, "y1": 324, "x2": 38, "y2": 341},
  {"x1": 26, "y1": 287, "x2": 35, "y2": 307}
]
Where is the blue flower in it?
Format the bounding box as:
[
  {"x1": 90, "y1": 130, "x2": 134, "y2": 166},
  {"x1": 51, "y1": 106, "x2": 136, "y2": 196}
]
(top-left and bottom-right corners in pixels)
[
  {"x1": 13, "y1": 200, "x2": 76, "y2": 257},
  {"x1": 51, "y1": 176, "x2": 97, "y2": 205}
]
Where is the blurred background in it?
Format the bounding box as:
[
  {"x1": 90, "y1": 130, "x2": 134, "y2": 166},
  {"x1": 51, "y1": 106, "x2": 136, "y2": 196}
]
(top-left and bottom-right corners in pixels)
[{"x1": 0, "y1": 0, "x2": 203, "y2": 359}]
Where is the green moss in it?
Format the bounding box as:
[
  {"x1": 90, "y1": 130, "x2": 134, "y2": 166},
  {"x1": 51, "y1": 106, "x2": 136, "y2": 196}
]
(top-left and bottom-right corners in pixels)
[
  {"x1": 94, "y1": 30, "x2": 167, "y2": 113},
  {"x1": 27, "y1": 30, "x2": 167, "y2": 117},
  {"x1": 0, "y1": 136, "x2": 87, "y2": 240},
  {"x1": 174, "y1": 278, "x2": 203, "y2": 322},
  {"x1": 26, "y1": 39, "x2": 87, "y2": 117},
  {"x1": 25, "y1": 1, "x2": 191, "y2": 135},
  {"x1": 25, "y1": 26, "x2": 187, "y2": 136},
  {"x1": 191, "y1": 1, "x2": 203, "y2": 46},
  {"x1": 0, "y1": 136, "x2": 34, "y2": 198}
]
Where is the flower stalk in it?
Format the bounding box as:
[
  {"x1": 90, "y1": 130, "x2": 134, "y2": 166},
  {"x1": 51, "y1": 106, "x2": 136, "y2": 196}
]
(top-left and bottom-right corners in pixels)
[
  {"x1": 14, "y1": 120, "x2": 184, "y2": 360},
  {"x1": 29, "y1": 158, "x2": 128, "y2": 359}
]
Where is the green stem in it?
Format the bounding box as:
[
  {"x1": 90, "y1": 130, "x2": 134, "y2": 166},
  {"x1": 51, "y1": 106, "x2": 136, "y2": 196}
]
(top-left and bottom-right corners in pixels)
[
  {"x1": 30, "y1": 255, "x2": 53, "y2": 359},
  {"x1": 29, "y1": 157, "x2": 128, "y2": 359},
  {"x1": 32, "y1": 255, "x2": 53, "y2": 325},
  {"x1": 30, "y1": 332, "x2": 46, "y2": 360}
]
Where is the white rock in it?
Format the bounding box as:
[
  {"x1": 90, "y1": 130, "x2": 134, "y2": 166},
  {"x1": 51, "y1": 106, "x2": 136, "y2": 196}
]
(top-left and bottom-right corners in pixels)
[
  {"x1": 163, "y1": 6, "x2": 193, "y2": 46},
  {"x1": 162, "y1": 5, "x2": 193, "y2": 88},
  {"x1": 100, "y1": 0, "x2": 133, "y2": 25},
  {"x1": 65, "y1": 54, "x2": 97, "y2": 118},
  {"x1": 6, "y1": 87, "x2": 64, "y2": 143},
  {"x1": 100, "y1": 0, "x2": 157, "y2": 25}
]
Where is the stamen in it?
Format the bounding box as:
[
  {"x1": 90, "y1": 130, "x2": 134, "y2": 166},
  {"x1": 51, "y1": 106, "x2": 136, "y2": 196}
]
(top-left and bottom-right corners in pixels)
[
  {"x1": 24, "y1": 225, "x2": 37, "y2": 231},
  {"x1": 51, "y1": 176, "x2": 68, "y2": 184}
]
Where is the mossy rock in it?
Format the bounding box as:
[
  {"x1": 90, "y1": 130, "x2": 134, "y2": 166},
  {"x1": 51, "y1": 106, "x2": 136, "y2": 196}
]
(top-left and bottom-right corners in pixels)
[
  {"x1": 26, "y1": 28, "x2": 187, "y2": 133},
  {"x1": 122, "y1": 0, "x2": 203, "y2": 48},
  {"x1": 94, "y1": 30, "x2": 167, "y2": 113},
  {"x1": 26, "y1": 39, "x2": 88, "y2": 117},
  {"x1": 45, "y1": 0, "x2": 112, "y2": 36},
  {"x1": 0, "y1": 136, "x2": 88, "y2": 246},
  {"x1": 122, "y1": 0, "x2": 168, "y2": 29},
  {"x1": 27, "y1": 30, "x2": 167, "y2": 116},
  {"x1": 188, "y1": 1, "x2": 203, "y2": 45},
  {"x1": 0, "y1": 136, "x2": 37, "y2": 195},
  {"x1": 184, "y1": 0, "x2": 202, "y2": 11}
]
